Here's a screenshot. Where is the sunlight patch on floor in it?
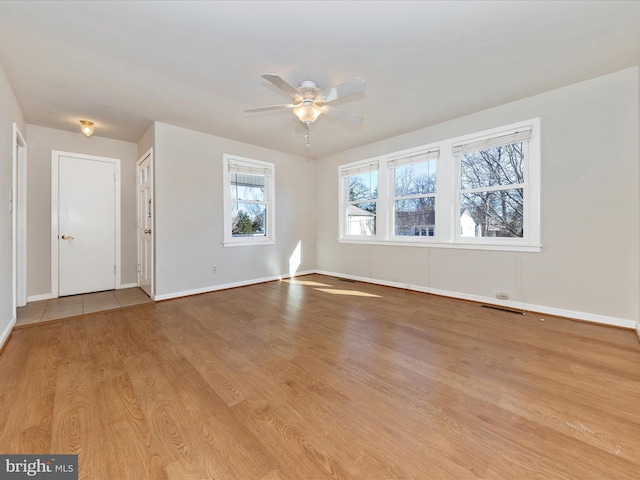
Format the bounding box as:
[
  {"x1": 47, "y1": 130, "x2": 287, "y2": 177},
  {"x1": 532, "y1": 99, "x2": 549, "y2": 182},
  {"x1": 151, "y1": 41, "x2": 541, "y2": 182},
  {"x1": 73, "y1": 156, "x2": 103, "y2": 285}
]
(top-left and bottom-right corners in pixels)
[
  {"x1": 284, "y1": 279, "x2": 332, "y2": 287},
  {"x1": 314, "y1": 288, "x2": 381, "y2": 298}
]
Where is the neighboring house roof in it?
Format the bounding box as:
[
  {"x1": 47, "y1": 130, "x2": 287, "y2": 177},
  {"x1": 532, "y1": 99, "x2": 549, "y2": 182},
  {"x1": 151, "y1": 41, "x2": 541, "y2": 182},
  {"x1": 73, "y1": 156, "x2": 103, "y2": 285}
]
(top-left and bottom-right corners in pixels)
[{"x1": 348, "y1": 205, "x2": 375, "y2": 217}]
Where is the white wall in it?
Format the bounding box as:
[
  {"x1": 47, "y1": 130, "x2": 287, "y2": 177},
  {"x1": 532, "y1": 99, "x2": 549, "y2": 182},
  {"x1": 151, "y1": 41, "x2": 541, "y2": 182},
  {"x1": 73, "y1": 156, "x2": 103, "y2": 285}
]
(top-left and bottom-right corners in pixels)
[
  {"x1": 0, "y1": 61, "x2": 26, "y2": 347},
  {"x1": 25, "y1": 125, "x2": 139, "y2": 298},
  {"x1": 316, "y1": 68, "x2": 640, "y2": 327},
  {"x1": 152, "y1": 122, "x2": 316, "y2": 298},
  {"x1": 137, "y1": 122, "x2": 155, "y2": 159}
]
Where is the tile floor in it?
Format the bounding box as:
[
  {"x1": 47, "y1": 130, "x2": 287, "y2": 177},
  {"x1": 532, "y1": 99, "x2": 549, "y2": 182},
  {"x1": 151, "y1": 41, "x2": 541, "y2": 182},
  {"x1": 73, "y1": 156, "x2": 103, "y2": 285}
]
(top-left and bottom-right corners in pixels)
[{"x1": 16, "y1": 288, "x2": 153, "y2": 327}]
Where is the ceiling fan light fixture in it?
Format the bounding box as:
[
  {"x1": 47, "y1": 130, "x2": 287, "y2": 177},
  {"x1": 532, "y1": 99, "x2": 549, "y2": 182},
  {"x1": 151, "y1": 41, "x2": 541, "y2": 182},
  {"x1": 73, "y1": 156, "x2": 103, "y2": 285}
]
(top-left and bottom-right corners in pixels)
[
  {"x1": 293, "y1": 102, "x2": 322, "y2": 124},
  {"x1": 80, "y1": 120, "x2": 94, "y2": 137},
  {"x1": 246, "y1": 73, "x2": 366, "y2": 147}
]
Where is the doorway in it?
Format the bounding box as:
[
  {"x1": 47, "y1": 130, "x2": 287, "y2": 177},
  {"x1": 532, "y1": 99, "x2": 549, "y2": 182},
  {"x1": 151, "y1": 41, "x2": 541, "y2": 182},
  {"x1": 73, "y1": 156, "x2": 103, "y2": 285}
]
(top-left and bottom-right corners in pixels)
[
  {"x1": 12, "y1": 123, "x2": 27, "y2": 311},
  {"x1": 51, "y1": 151, "x2": 122, "y2": 297},
  {"x1": 136, "y1": 148, "x2": 154, "y2": 298}
]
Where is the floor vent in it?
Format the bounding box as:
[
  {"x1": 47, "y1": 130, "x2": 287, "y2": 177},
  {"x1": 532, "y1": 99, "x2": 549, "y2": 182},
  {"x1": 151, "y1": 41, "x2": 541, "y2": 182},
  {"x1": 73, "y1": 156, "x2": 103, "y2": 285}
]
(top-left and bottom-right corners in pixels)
[
  {"x1": 481, "y1": 304, "x2": 525, "y2": 315},
  {"x1": 339, "y1": 278, "x2": 357, "y2": 283}
]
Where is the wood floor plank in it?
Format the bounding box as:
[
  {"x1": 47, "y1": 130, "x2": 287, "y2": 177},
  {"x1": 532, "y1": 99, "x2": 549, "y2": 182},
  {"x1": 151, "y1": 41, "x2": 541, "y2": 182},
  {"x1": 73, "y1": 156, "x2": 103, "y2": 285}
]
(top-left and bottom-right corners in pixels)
[
  {"x1": 122, "y1": 308, "x2": 279, "y2": 480},
  {"x1": 1, "y1": 274, "x2": 639, "y2": 479}
]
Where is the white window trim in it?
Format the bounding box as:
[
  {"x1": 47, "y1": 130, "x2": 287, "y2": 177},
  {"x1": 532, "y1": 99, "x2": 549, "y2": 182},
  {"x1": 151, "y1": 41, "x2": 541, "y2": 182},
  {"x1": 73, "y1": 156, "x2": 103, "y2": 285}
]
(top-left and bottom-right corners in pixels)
[
  {"x1": 339, "y1": 157, "x2": 383, "y2": 241},
  {"x1": 453, "y1": 119, "x2": 540, "y2": 247},
  {"x1": 390, "y1": 147, "x2": 439, "y2": 240},
  {"x1": 223, "y1": 154, "x2": 275, "y2": 247},
  {"x1": 338, "y1": 119, "x2": 541, "y2": 252}
]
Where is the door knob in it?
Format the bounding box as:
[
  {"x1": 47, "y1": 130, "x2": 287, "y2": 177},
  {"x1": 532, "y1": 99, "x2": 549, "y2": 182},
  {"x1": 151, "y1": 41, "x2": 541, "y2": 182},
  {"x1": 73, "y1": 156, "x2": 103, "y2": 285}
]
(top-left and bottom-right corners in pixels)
[
  {"x1": 144, "y1": 229, "x2": 151, "y2": 234},
  {"x1": 61, "y1": 234, "x2": 74, "y2": 240}
]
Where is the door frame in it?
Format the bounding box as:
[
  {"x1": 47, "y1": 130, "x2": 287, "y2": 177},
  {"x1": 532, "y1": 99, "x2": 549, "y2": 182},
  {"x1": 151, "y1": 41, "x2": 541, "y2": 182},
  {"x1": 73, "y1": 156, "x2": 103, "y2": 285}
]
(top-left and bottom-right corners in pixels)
[
  {"x1": 12, "y1": 123, "x2": 27, "y2": 311},
  {"x1": 51, "y1": 150, "x2": 122, "y2": 298},
  {"x1": 136, "y1": 148, "x2": 154, "y2": 298}
]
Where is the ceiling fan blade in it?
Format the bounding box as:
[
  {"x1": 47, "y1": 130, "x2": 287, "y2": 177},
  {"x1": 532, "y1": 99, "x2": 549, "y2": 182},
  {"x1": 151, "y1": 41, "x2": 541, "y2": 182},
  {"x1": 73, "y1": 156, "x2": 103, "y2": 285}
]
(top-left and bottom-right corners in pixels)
[
  {"x1": 245, "y1": 104, "x2": 295, "y2": 113},
  {"x1": 320, "y1": 77, "x2": 366, "y2": 104},
  {"x1": 262, "y1": 74, "x2": 301, "y2": 100},
  {"x1": 322, "y1": 106, "x2": 364, "y2": 125}
]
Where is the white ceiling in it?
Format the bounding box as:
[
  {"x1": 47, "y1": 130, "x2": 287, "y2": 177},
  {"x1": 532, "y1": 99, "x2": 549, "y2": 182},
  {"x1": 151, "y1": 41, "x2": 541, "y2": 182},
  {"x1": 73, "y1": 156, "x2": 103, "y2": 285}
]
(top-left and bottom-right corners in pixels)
[{"x1": 1, "y1": 1, "x2": 639, "y2": 158}]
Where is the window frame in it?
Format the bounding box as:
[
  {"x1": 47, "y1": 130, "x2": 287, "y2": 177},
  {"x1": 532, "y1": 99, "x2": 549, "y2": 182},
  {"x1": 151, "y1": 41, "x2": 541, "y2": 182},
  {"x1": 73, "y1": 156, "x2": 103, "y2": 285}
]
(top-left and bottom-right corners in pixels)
[
  {"x1": 453, "y1": 120, "x2": 540, "y2": 248},
  {"x1": 389, "y1": 148, "x2": 440, "y2": 242},
  {"x1": 339, "y1": 160, "x2": 381, "y2": 240},
  {"x1": 337, "y1": 119, "x2": 541, "y2": 252},
  {"x1": 223, "y1": 154, "x2": 275, "y2": 247}
]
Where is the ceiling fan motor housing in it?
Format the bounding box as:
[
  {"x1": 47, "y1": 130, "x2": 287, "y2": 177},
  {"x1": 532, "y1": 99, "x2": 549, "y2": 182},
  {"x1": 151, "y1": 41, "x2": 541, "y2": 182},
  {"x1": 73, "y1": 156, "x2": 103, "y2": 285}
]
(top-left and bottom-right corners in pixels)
[{"x1": 298, "y1": 80, "x2": 320, "y2": 102}]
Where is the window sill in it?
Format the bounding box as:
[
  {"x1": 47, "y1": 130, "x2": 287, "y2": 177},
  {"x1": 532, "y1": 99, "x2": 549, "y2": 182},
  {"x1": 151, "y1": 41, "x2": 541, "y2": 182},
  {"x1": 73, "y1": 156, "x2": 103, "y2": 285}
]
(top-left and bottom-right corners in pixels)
[
  {"x1": 338, "y1": 238, "x2": 541, "y2": 252},
  {"x1": 224, "y1": 239, "x2": 276, "y2": 247}
]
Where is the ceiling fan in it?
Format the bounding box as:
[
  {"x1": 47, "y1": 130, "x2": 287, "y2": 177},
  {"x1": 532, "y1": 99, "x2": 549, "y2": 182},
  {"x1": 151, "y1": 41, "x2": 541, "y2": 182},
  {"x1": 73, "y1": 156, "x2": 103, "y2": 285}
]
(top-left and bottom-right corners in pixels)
[{"x1": 245, "y1": 73, "x2": 366, "y2": 146}]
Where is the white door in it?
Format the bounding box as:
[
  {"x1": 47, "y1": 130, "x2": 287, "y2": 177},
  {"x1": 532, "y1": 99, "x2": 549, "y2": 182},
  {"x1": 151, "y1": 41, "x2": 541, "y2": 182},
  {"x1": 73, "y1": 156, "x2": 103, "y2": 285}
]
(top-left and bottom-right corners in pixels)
[
  {"x1": 58, "y1": 155, "x2": 116, "y2": 296},
  {"x1": 137, "y1": 150, "x2": 153, "y2": 296},
  {"x1": 13, "y1": 123, "x2": 27, "y2": 308}
]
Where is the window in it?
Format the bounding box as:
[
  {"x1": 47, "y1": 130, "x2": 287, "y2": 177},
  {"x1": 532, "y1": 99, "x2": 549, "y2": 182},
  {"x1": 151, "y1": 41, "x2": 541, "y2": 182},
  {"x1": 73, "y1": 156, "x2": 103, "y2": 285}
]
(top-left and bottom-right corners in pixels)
[
  {"x1": 390, "y1": 149, "x2": 439, "y2": 238},
  {"x1": 338, "y1": 119, "x2": 540, "y2": 251},
  {"x1": 223, "y1": 155, "x2": 275, "y2": 246},
  {"x1": 341, "y1": 161, "x2": 378, "y2": 237},
  {"x1": 454, "y1": 128, "x2": 530, "y2": 241}
]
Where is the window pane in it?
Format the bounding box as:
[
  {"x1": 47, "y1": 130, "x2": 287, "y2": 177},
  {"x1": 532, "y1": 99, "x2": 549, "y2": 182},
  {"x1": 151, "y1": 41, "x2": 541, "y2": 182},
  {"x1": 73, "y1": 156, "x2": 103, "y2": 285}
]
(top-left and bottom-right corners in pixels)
[
  {"x1": 231, "y1": 173, "x2": 265, "y2": 201},
  {"x1": 395, "y1": 161, "x2": 436, "y2": 196},
  {"x1": 460, "y1": 188, "x2": 523, "y2": 238},
  {"x1": 460, "y1": 142, "x2": 524, "y2": 190},
  {"x1": 347, "y1": 202, "x2": 376, "y2": 236},
  {"x1": 394, "y1": 197, "x2": 435, "y2": 237},
  {"x1": 231, "y1": 202, "x2": 266, "y2": 237},
  {"x1": 348, "y1": 171, "x2": 378, "y2": 202}
]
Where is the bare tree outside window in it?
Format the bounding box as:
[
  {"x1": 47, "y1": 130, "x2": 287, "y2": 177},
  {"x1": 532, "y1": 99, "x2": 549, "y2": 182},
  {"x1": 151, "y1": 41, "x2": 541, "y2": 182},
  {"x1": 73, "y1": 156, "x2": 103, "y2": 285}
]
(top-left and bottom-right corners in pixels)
[
  {"x1": 459, "y1": 143, "x2": 525, "y2": 238},
  {"x1": 393, "y1": 161, "x2": 436, "y2": 236},
  {"x1": 347, "y1": 171, "x2": 377, "y2": 235}
]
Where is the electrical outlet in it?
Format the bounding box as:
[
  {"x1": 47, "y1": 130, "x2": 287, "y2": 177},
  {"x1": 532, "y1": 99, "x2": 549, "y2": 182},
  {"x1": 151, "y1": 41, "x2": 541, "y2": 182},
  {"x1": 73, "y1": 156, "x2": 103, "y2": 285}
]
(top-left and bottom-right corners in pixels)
[
  {"x1": 212, "y1": 266, "x2": 217, "y2": 273},
  {"x1": 495, "y1": 292, "x2": 509, "y2": 300}
]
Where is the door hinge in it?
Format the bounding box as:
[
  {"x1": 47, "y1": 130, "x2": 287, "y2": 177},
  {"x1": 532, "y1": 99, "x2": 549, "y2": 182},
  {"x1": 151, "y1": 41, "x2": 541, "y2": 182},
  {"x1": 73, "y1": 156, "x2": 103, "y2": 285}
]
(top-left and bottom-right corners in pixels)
[
  {"x1": 137, "y1": 264, "x2": 141, "y2": 273},
  {"x1": 114, "y1": 265, "x2": 116, "y2": 274}
]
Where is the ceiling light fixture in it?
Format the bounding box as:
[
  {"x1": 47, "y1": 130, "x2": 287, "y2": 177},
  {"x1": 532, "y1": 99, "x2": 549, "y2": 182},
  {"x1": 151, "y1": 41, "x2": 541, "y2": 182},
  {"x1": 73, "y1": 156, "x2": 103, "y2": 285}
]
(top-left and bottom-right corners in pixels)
[
  {"x1": 293, "y1": 101, "x2": 322, "y2": 124},
  {"x1": 293, "y1": 101, "x2": 323, "y2": 147},
  {"x1": 80, "y1": 120, "x2": 94, "y2": 137},
  {"x1": 246, "y1": 74, "x2": 366, "y2": 148}
]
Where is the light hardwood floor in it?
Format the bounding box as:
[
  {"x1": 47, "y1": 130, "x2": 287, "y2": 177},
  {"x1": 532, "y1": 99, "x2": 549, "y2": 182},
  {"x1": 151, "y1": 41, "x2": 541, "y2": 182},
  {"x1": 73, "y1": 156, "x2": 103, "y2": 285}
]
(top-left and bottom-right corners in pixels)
[{"x1": 1, "y1": 274, "x2": 639, "y2": 479}]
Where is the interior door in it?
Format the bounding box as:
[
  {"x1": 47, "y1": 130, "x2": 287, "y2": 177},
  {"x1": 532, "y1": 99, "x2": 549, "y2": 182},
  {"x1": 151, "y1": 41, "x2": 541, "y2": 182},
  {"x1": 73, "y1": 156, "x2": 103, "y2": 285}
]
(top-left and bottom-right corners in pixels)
[
  {"x1": 58, "y1": 155, "x2": 116, "y2": 296},
  {"x1": 137, "y1": 151, "x2": 153, "y2": 296},
  {"x1": 13, "y1": 124, "x2": 27, "y2": 308}
]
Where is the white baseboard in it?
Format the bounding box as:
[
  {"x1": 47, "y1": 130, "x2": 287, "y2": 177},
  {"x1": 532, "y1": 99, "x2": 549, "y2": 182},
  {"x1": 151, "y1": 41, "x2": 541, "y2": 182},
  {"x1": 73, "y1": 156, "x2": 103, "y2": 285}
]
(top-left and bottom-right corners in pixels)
[
  {"x1": 314, "y1": 270, "x2": 637, "y2": 330},
  {"x1": 130, "y1": 268, "x2": 639, "y2": 332},
  {"x1": 27, "y1": 293, "x2": 53, "y2": 303},
  {"x1": 0, "y1": 317, "x2": 16, "y2": 351},
  {"x1": 153, "y1": 270, "x2": 315, "y2": 301},
  {"x1": 118, "y1": 283, "x2": 138, "y2": 289}
]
